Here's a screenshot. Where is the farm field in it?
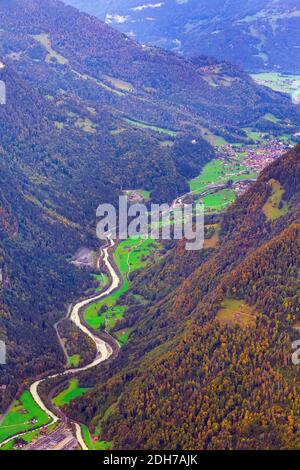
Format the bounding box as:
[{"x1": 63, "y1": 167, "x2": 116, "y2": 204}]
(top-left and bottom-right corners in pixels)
[
  {"x1": 189, "y1": 158, "x2": 256, "y2": 194},
  {"x1": 84, "y1": 238, "x2": 159, "y2": 331},
  {"x1": 0, "y1": 422, "x2": 59, "y2": 451},
  {"x1": 251, "y1": 72, "x2": 300, "y2": 104},
  {"x1": 202, "y1": 131, "x2": 228, "y2": 147},
  {"x1": 243, "y1": 128, "x2": 268, "y2": 142},
  {"x1": 189, "y1": 156, "x2": 257, "y2": 212},
  {"x1": 202, "y1": 189, "x2": 236, "y2": 212},
  {"x1": 52, "y1": 379, "x2": 89, "y2": 408},
  {"x1": 0, "y1": 391, "x2": 51, "y2": 444}
]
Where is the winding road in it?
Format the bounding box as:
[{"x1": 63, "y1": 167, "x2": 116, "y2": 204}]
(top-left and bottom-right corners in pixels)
[
  {"x1": 0, "y1": 180, "x2": 251, "y2": 450},
  {"x1": 0, "y1": 235, "x2": 121, "y2": 450}
]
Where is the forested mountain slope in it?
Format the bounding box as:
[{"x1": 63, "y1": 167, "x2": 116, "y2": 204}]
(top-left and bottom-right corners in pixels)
[
  {"x1": 1, "y1": 0, "x2": 299, "y2": 147},
  {"x1": 64, "y1": 0, "x2": 300, "y2": 73},
  {"x1": 68, "y1": 145, "x2": 300, "y2": 449},
  {"x1": 0, "y1": 0, "x2": 299, "y2": 412}
]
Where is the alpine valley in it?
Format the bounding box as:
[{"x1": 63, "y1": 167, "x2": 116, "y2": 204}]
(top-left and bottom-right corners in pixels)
[{"x1": 0, "y1": 0, "x2": 299, "y2": 452}]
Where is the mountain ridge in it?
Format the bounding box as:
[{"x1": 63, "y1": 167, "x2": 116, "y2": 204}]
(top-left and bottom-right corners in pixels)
[
  {"x1": 0, "y1": 0, "x2": 299, "y2": 435},
  {"x1": 63, "y1": 0, "x2": 300, "y2": 73},
  {"x1": 67, "y1": 144, "x2": 300, "y2": 449}
]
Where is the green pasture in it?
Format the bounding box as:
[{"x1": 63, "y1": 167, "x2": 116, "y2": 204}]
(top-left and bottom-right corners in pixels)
[
  {"x1": 52, "y1": 379, "x2": 89, "y2": 408},
  {"x1": 84, "y1": 238, "x2": 158, "y2": 330},
  {"x1": 0, "y1": 391, "x2": 51, "y2": 444}
]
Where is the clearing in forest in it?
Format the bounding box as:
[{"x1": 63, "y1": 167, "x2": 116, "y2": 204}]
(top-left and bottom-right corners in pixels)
[
  {"x1": 52, "y1": 379, "x2": 89, "y2": 408},
  {"x1": 216, "y1": 299, "x2": 257, "y2": 328},
  {"x1": 263, "y1": 179, "x2": 288, "y2": 221},
  {"x1": 32, "y1": 33, "x2": 69, "y2": 65}
]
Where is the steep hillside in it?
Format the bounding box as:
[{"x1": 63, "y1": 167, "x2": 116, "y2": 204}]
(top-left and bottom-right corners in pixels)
[
  {"x1": 1, "y1": 0, "x2": 299, "y2": 147},
  {"x1": 68, "y1": 145, "x2": 300, "y2": 450},
  {"x1": 64, "y1": 0, "x2": 300, "y2": 73},
  {"x1": 0, "y1": 0, "x2": 299, "y2": 413}
]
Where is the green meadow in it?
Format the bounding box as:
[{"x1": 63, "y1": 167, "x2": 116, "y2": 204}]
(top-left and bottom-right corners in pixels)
[
  {"x1": 251, "y1": 72, "x2": 300, "y2": 103},
  {"x1": 189, "y1": 158, "x2": 256, "y2": 194},
  {"x1": 84, "y1": 238, "x2": 159, "y2": 331},
  {"x1": 115, "y1": 327, "x2": 133, "y2": 346},
  {"x1": 67, "y1": 354, "x2": 80, "y2": 367},
  {"x1": 81, "y1": 424, "x2": 112, "y2": 451},
  {"x1": 0, "y1": 391, "x2": 51, "y2": 444},
  {"x1": 243, "y1": 128, "x2": 268, "y2": 142},
  {"x1": 0, "y1": 422, "x2": 59, "y2": 451},
  {"x1": 202, "y1": 189, "x2": 236, "y2": 212},
  {"x1": 52, "y1": 379, "x2": 89, "y2": 408},
  {"x1": 189, "y1": 158, "x2": 256, "y2": 212},
  {"x1": 264, "y1": 113, "x2": 280, "y2": 123},
  {"x1": 32, "y1": 33, "x2": 69, "y2": 65},
  {"x1": 124, "y1": 118, "x2": 177, "y2": 137}
]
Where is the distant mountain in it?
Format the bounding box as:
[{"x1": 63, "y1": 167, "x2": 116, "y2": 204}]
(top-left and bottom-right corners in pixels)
[
  {"x1": 64, "y1": 0, "x2": 300, "y2": 73},
  {"x1": 0, "y1": 0, "x2": 299, "y2": 410},
  {"x1": 68, "y1": 144, "x2": 300, "y2": 449}
]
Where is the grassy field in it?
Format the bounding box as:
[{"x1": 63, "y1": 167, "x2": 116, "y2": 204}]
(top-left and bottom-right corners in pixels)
[
  {"x1": 0, "y1": 391, "x2": 51, "y2": 444},
  {"x1": 81, "y1": 424, "x2": 94, "y2": 450},
  {"x1": 84, "y1": 238, "x2": 159, "y2": 330},
  {"x1": 189, "y1": 158, "x2": 256, "y2": 212},
  {"x1": 138, "y1": 189, "x2": 151, "y2": 200},
  {"x1": 216, "y1": 299, "x2": 257, "y2": 328},
  {"x1": 251, "y1": 72, "x2": 300, "y2": 104},
  {"x1": 81, "y1": 424, "x2": 112, "y2": 451},
  {"x1": 202, "y1": 189, "x2": 236, "y2": 212},
  {"x1": 204, "y1": 133, "x2": 228, "y2": 146},
  {"x1": 189, "y1": 159, "x2": 256, "y2": 195},
  {"x1": 52, "y1": 379, "x2": 89, "y2": 408},
  {"x1": 32, "y1": 33, "x2": 69, "y2": 65},
  {"x1": 67, "y1": 354, "x2": 80, "y2": 367},
  {"x1": 243, "y1": 128, "x2": 268, "y2": 142},
  {"x1": 103, "y1": 75, "x2": 133, "y2": 92},
  {"x1": 263, "y1": 179, "x2": 288, "y2": 220},
  {"x1": 0, "y1": 422, "x2": 59, "y2": 451},
  {"x1": 264, "y1": 113, "x2": 280, "y2": 123},
  {"x1": 93, "y1": 439, "x2": 112, "y2": 450},
  {"x1": 199, "y1": 126, "x2": 228, "y2": 146},
  {"x1": 124, "y1": 118, "x2": 177, "y2": 137},
  {"x1": 115, "y1": 327, "x2": 133, "y2": 346}
]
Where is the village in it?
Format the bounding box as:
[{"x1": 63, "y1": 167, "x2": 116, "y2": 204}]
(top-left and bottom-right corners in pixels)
[
  {"x1": 220, "y1": 138, "x2": 291, "y2": 173},
  {"x1": 217, "y1": 136, "x2": 295, "y2": 196}
]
